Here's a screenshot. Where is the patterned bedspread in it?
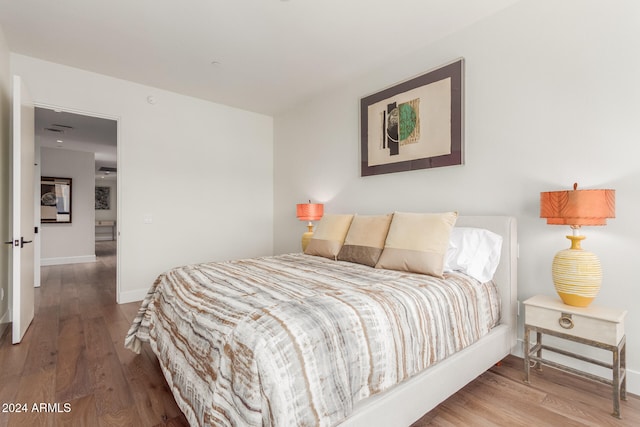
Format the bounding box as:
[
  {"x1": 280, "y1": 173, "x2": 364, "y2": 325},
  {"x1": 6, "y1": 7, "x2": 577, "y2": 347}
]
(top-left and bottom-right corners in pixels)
[{"x1": 125, "y1": 253, "x2": 500, "y2": 427}]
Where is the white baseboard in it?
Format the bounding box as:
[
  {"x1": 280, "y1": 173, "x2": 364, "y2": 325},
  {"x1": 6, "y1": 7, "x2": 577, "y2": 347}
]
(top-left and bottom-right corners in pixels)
[
  {"x1": 630, "y1": 369, "x2": 640, "y2": 396},
  {"x1": 117, "y1": 288, "x2": 149, "y2": 304},
  {"x1": 41, "y1": 255, "x2": 97, "y2": 266},
  {"x1": 516, "y1": 338, "x2": 639, "y2": 395}
]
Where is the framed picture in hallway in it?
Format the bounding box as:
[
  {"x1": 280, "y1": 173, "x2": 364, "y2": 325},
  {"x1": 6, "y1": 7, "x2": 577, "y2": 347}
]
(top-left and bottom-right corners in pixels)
[
  {"x1": 41, "y1": 176, "x2": 72, "y2": 223},
  {"x1": 360, "y1": 58, "x2": 464, "y2": 176},
  {"x1": 95, "y1": 186, "x2": 111, "y2": 210}
]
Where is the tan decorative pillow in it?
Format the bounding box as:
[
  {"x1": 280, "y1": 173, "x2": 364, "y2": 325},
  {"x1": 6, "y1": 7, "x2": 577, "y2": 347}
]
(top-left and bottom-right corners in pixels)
[
  {"x1": 337, "y1": 214, "x2": 393, "y2": 267},
  {"x1": 375, "y1": 211, "x2": 458, "y2": 277},
  {"x1": 304, "y1": 214, "x2": 354, "y2": 260}
]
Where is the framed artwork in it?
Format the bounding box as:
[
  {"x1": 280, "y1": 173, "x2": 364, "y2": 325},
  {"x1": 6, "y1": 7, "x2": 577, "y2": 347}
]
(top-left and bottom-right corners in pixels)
[
  {"x1": 95, "y1": 186, "x2": 111, "y2": 210},
  {"x1": 360, "y1": 58, "x2": 464, "y2": 176},
  {"x1": 41, "y1": 177, "x2": 72, "y2": 223}
]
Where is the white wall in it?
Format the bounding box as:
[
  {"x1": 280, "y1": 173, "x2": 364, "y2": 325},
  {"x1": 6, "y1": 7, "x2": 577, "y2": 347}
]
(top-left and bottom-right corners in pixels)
[
  {"x1": 0, "y1": 25, "x2": 10, "y2": 330},
  {"x1": 274, "y1": 0, "x2": 640, "y2": 393},
  {"x1": 40, "y1": 147, "x2": 96, "y2": 265},
  {"x1": 11, "y1": 55, "x2": 274, "y2": 302}
]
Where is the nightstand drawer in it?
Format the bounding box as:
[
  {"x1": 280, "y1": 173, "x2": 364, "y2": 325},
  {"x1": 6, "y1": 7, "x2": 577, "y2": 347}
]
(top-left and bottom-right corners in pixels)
[
  {"x1": 524, "y1": 295, "x2": 625, "y2": 346},
  {"x1": 526, "y1": 305, "x2": 623, "y2": 345}
]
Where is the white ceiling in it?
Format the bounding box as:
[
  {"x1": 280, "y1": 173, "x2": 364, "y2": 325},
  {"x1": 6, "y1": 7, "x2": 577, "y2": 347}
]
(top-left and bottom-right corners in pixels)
[
  {"x1": 0, "y1": 0, "x2": 519, "y2": 116},
  {"x1": 35, "y1": 108, "x2": 118, "y2": 180}
]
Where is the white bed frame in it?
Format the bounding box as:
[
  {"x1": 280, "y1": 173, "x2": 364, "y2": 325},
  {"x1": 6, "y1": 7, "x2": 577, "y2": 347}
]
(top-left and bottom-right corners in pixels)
[{"x1": 340, "y1": 216, "x2": 518, "y2": 427}]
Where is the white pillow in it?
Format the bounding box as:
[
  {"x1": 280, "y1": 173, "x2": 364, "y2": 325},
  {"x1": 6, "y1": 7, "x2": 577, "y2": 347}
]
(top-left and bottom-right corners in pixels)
[{"x1": 444, "y1": 227, "x2": 502, "y2": 283}]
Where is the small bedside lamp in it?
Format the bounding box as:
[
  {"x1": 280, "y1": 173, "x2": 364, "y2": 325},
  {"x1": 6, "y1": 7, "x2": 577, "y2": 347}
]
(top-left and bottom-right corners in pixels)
[
  {"x1": 296, "y1": 201, "x2": 324, "y2": 251},
  {"x1": 540, "y1": 183, "x2": 615, "y2": 307}
]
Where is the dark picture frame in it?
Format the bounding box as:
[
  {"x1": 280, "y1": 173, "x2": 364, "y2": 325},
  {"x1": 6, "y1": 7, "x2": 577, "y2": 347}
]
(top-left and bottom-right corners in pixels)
[
  {"x1": 95, "y1": 186, "x2": 111, "y2": 210},
  {"x1": 360, "y1": 58, "x2": 464, "y2": 176},
  {"x1": 41, "y1": 176, "x2": 72, "y2": 223}
]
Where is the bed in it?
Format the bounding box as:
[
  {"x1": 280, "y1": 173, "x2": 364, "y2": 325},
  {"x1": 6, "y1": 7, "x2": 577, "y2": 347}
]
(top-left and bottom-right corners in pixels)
[{"x1": 125, "y1": 215, "x2": 517, "y2": 427}]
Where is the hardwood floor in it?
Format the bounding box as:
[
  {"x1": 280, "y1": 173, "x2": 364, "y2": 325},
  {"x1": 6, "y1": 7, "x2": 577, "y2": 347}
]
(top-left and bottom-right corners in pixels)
[
  {"x1": 0, "y1": 241, "x2": 187, "y2": 427},
  {"x1": 411, "y1": 356, "x2": 640, "y2": 427},
  {"x1": 1, "y1": 242, "x2": 638, "y2": 426}
]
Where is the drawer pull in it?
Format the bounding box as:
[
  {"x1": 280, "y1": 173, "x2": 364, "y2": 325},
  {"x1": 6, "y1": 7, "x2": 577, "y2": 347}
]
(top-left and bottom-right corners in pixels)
[{"x1": 559, "y1": 313, "x2": 574, "y2": 329}]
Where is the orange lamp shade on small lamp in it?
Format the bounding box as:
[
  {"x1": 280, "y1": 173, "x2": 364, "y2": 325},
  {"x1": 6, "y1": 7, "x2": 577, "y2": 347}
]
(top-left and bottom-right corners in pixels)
[
  {"x1": 540, "y1": 183, "x2": 615, "y2": 307},
  {"x1": 296, "y1": 202, "x2": 324, "y2": 251}
]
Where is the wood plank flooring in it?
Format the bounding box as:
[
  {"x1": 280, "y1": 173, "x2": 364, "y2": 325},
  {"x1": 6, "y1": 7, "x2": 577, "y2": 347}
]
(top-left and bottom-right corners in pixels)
[
  {"x1": 0, "y1": 241, "x2": 638, "y2": 426},
  {"x1": 0, "y1": 242, "x2": 187, "y2": 427}
]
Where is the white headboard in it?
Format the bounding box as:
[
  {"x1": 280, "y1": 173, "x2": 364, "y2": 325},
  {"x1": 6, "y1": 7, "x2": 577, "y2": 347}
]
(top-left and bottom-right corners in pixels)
[{"x1": 455, "y1": 216, "x2": 518, "y2": 352}]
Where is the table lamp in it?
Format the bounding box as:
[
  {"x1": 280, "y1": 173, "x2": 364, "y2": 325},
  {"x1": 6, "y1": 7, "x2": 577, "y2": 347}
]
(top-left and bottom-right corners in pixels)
[
  {"x1": 540, "y1": 183, "x2": 615, "y2": 307},
  {"x1": 296, "y1": 201, "x2": 324, "y2": 251}
]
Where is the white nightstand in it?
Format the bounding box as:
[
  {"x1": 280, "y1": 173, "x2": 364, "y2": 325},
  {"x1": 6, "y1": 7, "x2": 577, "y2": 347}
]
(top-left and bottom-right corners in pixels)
[{"x1": 523, "y1": 295, "x2": 627, "y2": 418}]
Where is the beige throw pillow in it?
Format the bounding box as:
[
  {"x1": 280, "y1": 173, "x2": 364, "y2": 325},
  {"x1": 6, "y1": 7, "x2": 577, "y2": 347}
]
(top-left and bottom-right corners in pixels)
[
  {"x1": 304, "y1": 214, "x2": 354, "y2": 260},
  {"x1": 337, "y1": 214, "x2": 393, "y2": 267},
  {"x1": 375, "y1": 211, "x2": 458, "y2": 277}
]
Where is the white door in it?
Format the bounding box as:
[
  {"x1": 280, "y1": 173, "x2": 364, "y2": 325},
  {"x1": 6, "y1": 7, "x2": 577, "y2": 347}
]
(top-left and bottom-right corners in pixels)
[{"x1": 11, "y1": 75, "x2": 35, "y2": 344}]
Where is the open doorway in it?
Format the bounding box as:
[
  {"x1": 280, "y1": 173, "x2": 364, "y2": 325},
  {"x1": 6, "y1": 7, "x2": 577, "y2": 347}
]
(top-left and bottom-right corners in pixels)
[{"x1": 34, "y1": 107, "x2": 117, "y2": 295}]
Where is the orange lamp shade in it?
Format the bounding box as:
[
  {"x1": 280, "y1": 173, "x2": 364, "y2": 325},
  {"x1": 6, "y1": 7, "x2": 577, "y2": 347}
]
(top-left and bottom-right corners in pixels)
[
  {"x1": 296, "y1": 203, "x2": 324, "y2": 221},
  {"x1": 540, "y1": 184, "x2": 615, "y2": 226}
]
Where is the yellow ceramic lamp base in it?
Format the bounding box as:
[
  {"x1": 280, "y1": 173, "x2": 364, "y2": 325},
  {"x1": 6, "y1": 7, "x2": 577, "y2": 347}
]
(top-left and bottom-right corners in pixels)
[
  {"x1": 301, "y1": 223, "x2": 314, "y2": 251},
  {"x1": 555, "y1": 291, "x2": 598, "y2": 307},
  {"x1": 551, "y1": 235, "x2": 602, "y2": 307}
]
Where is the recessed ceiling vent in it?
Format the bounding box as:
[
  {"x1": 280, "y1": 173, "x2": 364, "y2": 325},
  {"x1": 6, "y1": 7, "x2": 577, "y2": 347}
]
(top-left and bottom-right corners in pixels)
[
  {"x1": 45, "y1": 124, "x2": 74, "y2": 134},
  {"x1": 99, "y1": 166, "x2": 117, "y2": 172}
]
